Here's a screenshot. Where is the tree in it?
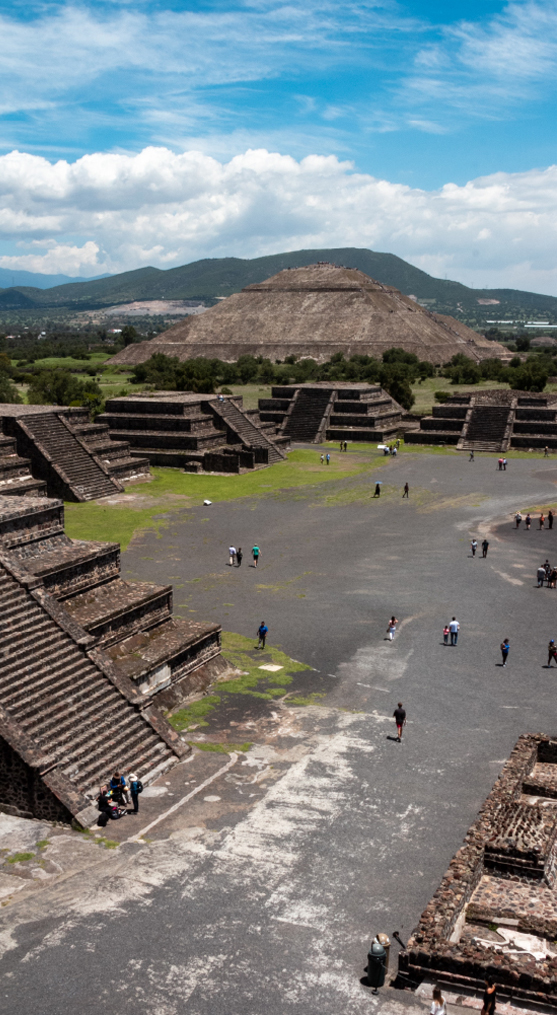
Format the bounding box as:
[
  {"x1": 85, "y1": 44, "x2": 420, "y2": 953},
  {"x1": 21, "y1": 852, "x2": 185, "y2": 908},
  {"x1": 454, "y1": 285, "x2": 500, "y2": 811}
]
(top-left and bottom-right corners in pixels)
[
  {"x1": 122, "y1": 325, "x2": 138, "y2": 346},
  {"x1": 0, "y1": 371, "x2": 21, "y2": 403},
  {"x1": 28, "y1": 369, "x2": 102, "y2": 408},
  {"x1": 382, "y1": 374, "x2": 415, "y2": 411}
]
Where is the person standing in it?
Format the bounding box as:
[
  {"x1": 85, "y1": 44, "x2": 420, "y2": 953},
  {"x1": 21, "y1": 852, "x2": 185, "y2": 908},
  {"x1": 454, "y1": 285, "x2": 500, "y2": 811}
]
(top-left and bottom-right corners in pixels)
[
  {"x1": 481, "y1": 977, "x2": 497, "y2": 1015},
  {"x1": 470, "y1": 539, "x2": 478, "y2": 557},
  {"x1": 540, "y1": 513, "x2": 545, "y2": 529},
  {"x1": 430, "y1": 986, "x2": 447, "y2": 1015},
  {"x1": 525, "y1": 513, "x2": 531, "y2": 530},
  {"x1": 252, "y1": 544, "x2": 260, "y2": 567},
  {"x1": 340, "y1": 441, "x2": 343, "y2": 453},
  {"x1": 228, "y1": 545, "x2": 236, "y2": 567},
  {"x1": 373, "y1": 482, "x2": 381, "y2": 498},
  {"x1": 515, "y1": 512, "x2": 522, "y2": 528},
  {"x1": 236, "y1": 547, "x2": 243, "y2": 567},
  {"x1": 344, "y1": 441, "x2": 348, "y2": 452},
  {"x1": 443, "y1": 624, "x2": 450, "y2": 645},
  {"x1": 503, "y1": 458, "x2": 507, "y2": 470},
  {"x1": 498, "y1": 458, "x2": 503, "y2": 471},
  {"x1": 257, "y1": 621, "x2": 268, "y2": 649},
  {"x1": 549, "y1": 510, "x2": 554, "y2": 530},
  {"x1": 500, "y1": 638, "x2": 510, "y2": 667},
  {"x1": 538, "y1": 565, "x2": 547, "y2": 587},
  {"x1": 128, "y1": 773, "x2": 143, "y2": 815},
  {"x1": 403, "y1": 482, "x2": 409, "y2": 498},
  {"x1": 386, "y1": 616, "x2": 398, "y2": 641},
  {"x1": 449, "y1": 617, "x2": 460, "y2": 645},
  {"x1": 549, "y1": 640, "x2": 557, "y2": 667},
  {"x1": 545, "y1": 446, "x2": 550, "y2": 457},
  {"x1": 393, "y1": 702, "x2": 406, "y2": 742},
  {"x1": 320, "y1": 454, "x2": 324, "y2": 464},
  {"x1": 469, "y1": 451, "x2": 475, "y2": 462},
  {"x1": 481, "y1": 538, "x2": 489, "y2": 558},
  {"x1": 326, "y1": 453, "x2": 330, "y2": 465}
]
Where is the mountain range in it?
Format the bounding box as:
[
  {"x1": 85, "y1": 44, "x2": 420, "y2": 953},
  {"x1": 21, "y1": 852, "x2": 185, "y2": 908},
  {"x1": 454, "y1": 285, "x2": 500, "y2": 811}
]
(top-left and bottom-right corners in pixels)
[
  {"x1": 0, "y1": 249, "x2": 555, "y2": 326},
  {"x1": 0, "y1": 268, "x2": 110, "y2": 290}
]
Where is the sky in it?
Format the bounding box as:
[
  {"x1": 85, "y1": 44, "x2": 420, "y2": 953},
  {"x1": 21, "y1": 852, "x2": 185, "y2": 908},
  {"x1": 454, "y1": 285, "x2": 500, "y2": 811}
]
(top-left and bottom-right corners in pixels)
[{"x1": 0, "y1": 0, "x2": 556, "y2": 293}]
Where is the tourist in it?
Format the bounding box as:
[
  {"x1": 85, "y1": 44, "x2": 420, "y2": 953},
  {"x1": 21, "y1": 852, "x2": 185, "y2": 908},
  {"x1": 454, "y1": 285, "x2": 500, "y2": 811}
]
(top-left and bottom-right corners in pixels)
[
  {"x1": 320, "y1": 454, "x2": 324, "y2": 464},
  {"x1": 548, "y1": 640, "x2": 557, "y2": 667},
  {"x1": 373, "y1": 482, "x2": 381, "y2": 497},
  {"x1": 540, "y1": 513, "x2": 545, "y2": 529},
  {"x1": 393, "y1": 702, "x2": 406, "y2": 742},
  {"x1": 481, "y1": 538, "x2": 489, "y2": 558},
  {"x1": 110, "y1": 771, "x2": 129, "y2": 805},
  {"x1": 229, "y1": 545, "x2": 236, "y2": 567},
  {"x1": 550, "y1": 568, "x2": 557, "y2": 589},
  {"x1": 128, "y1": 773, "x2": 143, "y2": 815},
  {"x1": 525, "y1": 513, "x2": 531, "y2": 530},
  {"x1": 257, "y1": 621, "x2": 268, "y2": 649},
  {"x1": 498, "y1": 458, "x2": 503, "y2": 471},
  {"x1": 449, "y1": 617, "x2": 460, "y2": 645},
  {"x1": 443, "y1": 624, "x2": 450, "y2": 645},
  {"x1": 340, "y1": 441, "x2": 343, "y2": 452},
  {"x1": 403, "y1": 482, "x2": 409, "y2": 498},
  {"x1": 386, "y1": 615, "x2": 398, "y2": 641},
  {"x1": 469, "y1": 451, "x2": 475, "y2": 462},
  {"x1": 503, "y1": 458, "x2": 507, "y2": 470},
  {"x1": 470, "y1": 539, "x2": 478, "y2": 557},
  {"x1": 500, "y1": 638, "x2": 510, "y2": 667},
  {"x1": 515, "y1": 512, "x2": 522, "y2": 528},
  {"x1": 537, "y1": 565, "x2": 546, "y2": 587},
  {"x1": 236, "y1": 547, "x2": 243, "y2": 567},
  {"x1": 392, "y1": 446, "x2": 397, "y2": 456},
  {"x1": 326, "y1": 453, "x2": 330, "y2": 465},
  {"x1": 549, "y1": 510, "x2": 554, "y2": 530},
  {"x1": 252, "y1": 544, "x2": 261, "y2": 567},
  {"x1": 344, "y1": 441, "x2": 348, "y2": 452},
  {"x1": 430, "y1": 985, "x2": 447, "y2": 1015},
  {"x1": 544, "y1": 559, "x2": 551, "y2": 576},
  {"x1": 481, "y1": 977, "x2": 497, "y2": 1015},
  {"x1": 545, "y1": 446, "x2": 550, "y2": 457}
]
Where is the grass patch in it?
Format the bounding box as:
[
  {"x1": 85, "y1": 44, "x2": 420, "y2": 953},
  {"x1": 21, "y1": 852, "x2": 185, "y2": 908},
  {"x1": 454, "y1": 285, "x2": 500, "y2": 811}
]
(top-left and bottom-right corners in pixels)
[
  {"x1": 96, "y1": 837, "x2": 119, "y2": 849},
  {"x1": 64, "y1": 500, "x2": 170, "y2": 551},
  {"x1": 285, "y1": 692, "x2": 326, "y2": 706},
  {"x1": 189, "y1": 741, "x2": 252, "y2": 753},
  {"x1": 35, "y1": 839, "x2": 50, "y2": 850},
  {"x1": 167, "y1": 695, "x2": 222, "y2": 732},
  {"x1": 6, "y1": 852, "x2": 34, "y2": 864}
]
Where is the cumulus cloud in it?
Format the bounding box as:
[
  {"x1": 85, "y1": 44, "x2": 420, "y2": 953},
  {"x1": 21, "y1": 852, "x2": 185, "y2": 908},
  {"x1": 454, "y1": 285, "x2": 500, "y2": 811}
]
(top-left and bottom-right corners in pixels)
[{"x1": 0, "y1": 146, "x2": 556, "y2": 293}]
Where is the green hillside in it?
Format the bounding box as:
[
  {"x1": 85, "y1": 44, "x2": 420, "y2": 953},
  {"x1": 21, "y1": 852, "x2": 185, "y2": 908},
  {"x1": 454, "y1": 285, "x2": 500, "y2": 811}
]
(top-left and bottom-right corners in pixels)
[{"x1": 0, "y1": 247, "x2": 556, "y2": 328}]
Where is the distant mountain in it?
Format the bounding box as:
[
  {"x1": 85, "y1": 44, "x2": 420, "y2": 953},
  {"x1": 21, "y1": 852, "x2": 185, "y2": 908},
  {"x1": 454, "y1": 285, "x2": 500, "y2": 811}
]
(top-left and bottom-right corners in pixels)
[
  {"x1": 0, "y1": 268, "x2": 110, "y2": 291},
  {"x1": 0, "y1": 249, "x2": 555, "y2": 326}
]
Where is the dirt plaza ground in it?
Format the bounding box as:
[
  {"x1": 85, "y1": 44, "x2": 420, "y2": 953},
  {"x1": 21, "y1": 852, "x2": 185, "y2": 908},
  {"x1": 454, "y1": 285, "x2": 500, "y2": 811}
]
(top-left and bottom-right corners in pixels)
[{"x1": 2, "y1": 446, "x2": 557, "y2": 1015}]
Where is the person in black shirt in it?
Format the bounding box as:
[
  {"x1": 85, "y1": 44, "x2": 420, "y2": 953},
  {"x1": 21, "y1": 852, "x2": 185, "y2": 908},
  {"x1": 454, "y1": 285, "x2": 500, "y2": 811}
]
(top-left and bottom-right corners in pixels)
[
  {"x1": 481, "y1": 977, "x2": 496, "y2": 1015},
  {"x1": 393, "y1": 703, "x2": 406, "y2": 742}
]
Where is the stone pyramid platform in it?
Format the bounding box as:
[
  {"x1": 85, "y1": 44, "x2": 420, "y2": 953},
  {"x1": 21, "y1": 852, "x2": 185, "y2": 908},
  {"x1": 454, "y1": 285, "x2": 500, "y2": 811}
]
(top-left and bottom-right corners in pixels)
[{"x1": 0, "y1": 495, "x2": 226, "y2": 824}]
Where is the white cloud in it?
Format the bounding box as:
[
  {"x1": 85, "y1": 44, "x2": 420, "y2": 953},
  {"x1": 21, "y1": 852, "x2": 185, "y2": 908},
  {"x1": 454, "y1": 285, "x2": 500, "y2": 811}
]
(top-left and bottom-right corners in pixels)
[{"x1": 0, "y1": 146, "x2": 556, "y2": 293}]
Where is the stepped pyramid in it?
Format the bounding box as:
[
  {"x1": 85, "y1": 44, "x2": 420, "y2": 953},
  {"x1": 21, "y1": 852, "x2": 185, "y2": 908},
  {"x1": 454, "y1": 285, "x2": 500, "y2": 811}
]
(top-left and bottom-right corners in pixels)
[
  {"x1": 108, "y1": 263, "x2": 509, "y2": 367},
  {"x1": 0, "y1": 495, "x2": 225, "y2": 824}
]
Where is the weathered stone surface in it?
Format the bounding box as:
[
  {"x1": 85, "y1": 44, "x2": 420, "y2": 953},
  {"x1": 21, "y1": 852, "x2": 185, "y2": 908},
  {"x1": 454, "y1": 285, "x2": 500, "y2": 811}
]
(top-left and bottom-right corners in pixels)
[{"x1": 106, "y1": 263, "x2": 509, "y2": 367}]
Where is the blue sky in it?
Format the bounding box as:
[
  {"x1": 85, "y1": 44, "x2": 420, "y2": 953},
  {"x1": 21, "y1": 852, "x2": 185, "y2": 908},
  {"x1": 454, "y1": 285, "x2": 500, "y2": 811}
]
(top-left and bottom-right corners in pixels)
[{"x1": 0, "y1": 0, "x2": 556, "y2": 292}]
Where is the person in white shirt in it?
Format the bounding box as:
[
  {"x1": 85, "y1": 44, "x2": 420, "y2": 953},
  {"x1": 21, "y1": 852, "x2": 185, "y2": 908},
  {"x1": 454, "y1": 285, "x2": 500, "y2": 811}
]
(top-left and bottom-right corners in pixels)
[
  {"x1": 228, "y1": 545, "x2": 236, "y2": 566},
  {"x1": 430, "y1": 986, "x2": 447, "y2": 1015},
  {"x1": 449, "y1": 617, "x2": 460, "y2": 646}
]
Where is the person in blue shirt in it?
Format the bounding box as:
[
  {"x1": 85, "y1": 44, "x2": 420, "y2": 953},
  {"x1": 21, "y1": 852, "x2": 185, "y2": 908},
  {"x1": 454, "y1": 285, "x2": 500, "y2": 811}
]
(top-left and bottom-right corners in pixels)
[
  {"x1": 500, "y1": 638, "x2": 510, "y2": 667},
  {"x1": 257, "y1": 622, "x2": 268, "y2": 649},
  {"x1": 128, "y1": 773, "x2": 143, "y2": 814},
  {"x1": 110, "y1": 771, "x2": 129, "y2": 805}
]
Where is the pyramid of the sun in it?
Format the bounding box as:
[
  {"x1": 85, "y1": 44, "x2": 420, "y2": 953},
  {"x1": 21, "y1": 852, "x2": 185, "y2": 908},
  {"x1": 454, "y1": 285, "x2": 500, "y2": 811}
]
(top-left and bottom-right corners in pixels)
[{"x1": 107, "y1": 263, "x2": 508, "y2": 367}]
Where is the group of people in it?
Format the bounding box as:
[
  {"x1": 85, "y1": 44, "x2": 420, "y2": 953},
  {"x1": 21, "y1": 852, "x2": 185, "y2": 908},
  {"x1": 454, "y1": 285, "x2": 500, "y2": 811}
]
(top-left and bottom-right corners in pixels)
[
  {"x1": 97, "y1": 770, "x2": 143, "y2": 823},
  {"x1": 383, "y1": 441, "x2": 400, "y2": 457},
  {"x1": 497, "y1": 458, "x2": 508, "y2": 470},
  {"x1": 320, "y1": 453, "x2": 331, "y2": 465},
  {"x1": 515, "y1": 510, "x2": 553, "y2": 529},
  {"x1": 338, "y1": 441, "x2": 349, "y2": 452},
  {"x1": 228, "y1": 544, "x2": 260, "y2": 567},
  {"x1": 537, "y1": 559, "x2": 557, "y2": 587},
  {"x1": 470, "y1": 538, "x2": 489, "y2": 557},
  {"x1": 429, "y1": 980, "x2": 496, "y2": 1015}
]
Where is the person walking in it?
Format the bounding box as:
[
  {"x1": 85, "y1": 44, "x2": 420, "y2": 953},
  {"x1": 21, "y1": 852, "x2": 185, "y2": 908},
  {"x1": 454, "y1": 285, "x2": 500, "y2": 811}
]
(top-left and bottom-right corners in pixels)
[
  {"x1": 128, "y1": 773, "x2": 143, "y2": 815},
  {"x1": 236, "y1": 547, "x2": 243, "y2": 567},
  {"x1": 515, "y1": 512, "x2": 522, "y2": 528},
  {"x1": 470, "y1": 539, "x2": 478, "y2": 557},
  {"x1": 252, "y1": 544, "x2": 260, "y2": 567},
  {"x1": 430, "y1": 986, "x2": 447, "y2": 1015},
  {"x1": 326, "y1": 453, "x2": 330, "y2": 465},
  {"x1": 443, "y1": 624, "x2": 450, "y2": 645},
  {"x1": 449, "y1": 617, "x2": 460, "y2": 645},
  {"x1": 481, "y1": 978, "x2": 497, "y2": 1015},
  {"x1": 393, "y1": 702, "x2": 406, "y2": 742},
  {"x1": 340, "y1": 441, "x2": 343, "y2": 452},
  {"x1": 538, "y1": 565, "x2": 547, "y2": 587},
  {"x1": 402, "y1": 482, "x2": 409, "y2": 498},
  {"x1": 228, "y1": 545, "x2": 236, "y2": 567},
  {"x1": 548, "y1": 640, "x2": 557, "y2": 667},
  {"x1": 549, "y1": 510, "x2": 554, "y2": 530},
  {"x1": 500, "y1": 638, "x2": 510, "y2": 667},
  {"x1": 545, "y1": 446, "x2": 550, "y2": 457},
  {"x1": 540, "y1": 513, "x2": 545, "y2": 529},
  {"x1": 320, "y1": 454, "x2": 324, "y2": 464},
  {"x1": 257, "y1": 621, "x2": 268, "y2": 649},
  {"x1": 525, "y1": 513, "x2": 531, "y2": 530},
  {"x1": 469, "y1": 451, "x2": 475, "y2": 462},
  {"x1": 386, "y1": 615, "x2": 398, "y2": 641},
  {"x1": 481, "y1": 538, "x2": 489, "y2": 558},
  {"x1": 373, "y1": 482, "x2": 381, "y2": 497},
  {"x1": 344, "y1": 441, "x2": 348, "y2": 452}
]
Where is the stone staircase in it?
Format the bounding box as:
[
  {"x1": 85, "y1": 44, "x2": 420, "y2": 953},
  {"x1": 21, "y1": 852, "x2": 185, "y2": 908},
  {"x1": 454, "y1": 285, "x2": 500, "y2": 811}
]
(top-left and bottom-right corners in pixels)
[
  {"x1": 14, "y1": 413, "x2": 121, "y2": 501},
  {"x1": 65, "y1": 419, "x2": 151, "y2": 485},
  {"x1": 0, "y1": 557, "x2": 178, "y2": 822},
  {"x1": 209, "y1": 399, "x2": 286, "y2": 464},
  {"x1": 458, "y1": 405, "x2": 512, "y2": 452},
  {"x1": 282, "y1": 389, "x2": 333, "y2": 442}
]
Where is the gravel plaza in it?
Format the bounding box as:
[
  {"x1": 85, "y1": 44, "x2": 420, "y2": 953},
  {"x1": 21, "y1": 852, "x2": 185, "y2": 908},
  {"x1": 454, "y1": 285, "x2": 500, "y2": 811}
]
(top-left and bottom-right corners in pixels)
[{"x1": 1, "y1": 446, "x2": 557, "y2": 1015}]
